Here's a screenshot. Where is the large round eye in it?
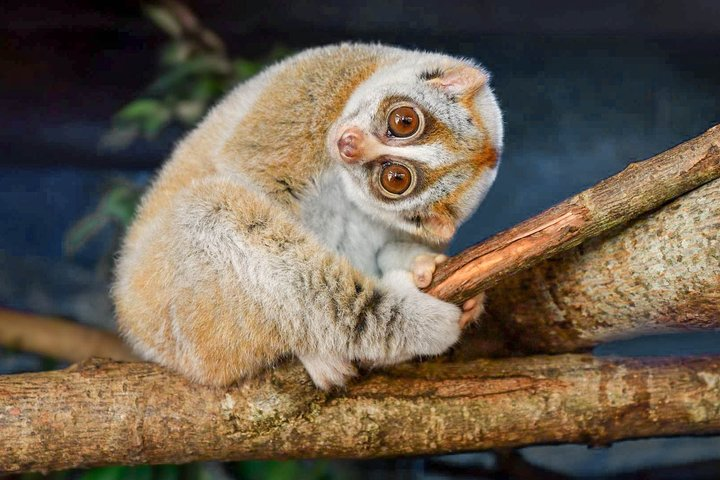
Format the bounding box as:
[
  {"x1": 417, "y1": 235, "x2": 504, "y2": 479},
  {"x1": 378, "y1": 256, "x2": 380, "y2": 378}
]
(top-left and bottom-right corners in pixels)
[
  {"x1": 379, "y1": 162, "x2": 414, "y2": 196},
  {"x1": 388, "y1": 106, "x2": 422, "y2": 138}
]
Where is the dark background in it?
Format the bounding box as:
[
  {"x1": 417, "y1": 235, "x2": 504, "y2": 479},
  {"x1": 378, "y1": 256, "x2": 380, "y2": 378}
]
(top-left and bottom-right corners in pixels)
[{"x1": 1, "y1": 1, "x2": 719, "y2": 478}]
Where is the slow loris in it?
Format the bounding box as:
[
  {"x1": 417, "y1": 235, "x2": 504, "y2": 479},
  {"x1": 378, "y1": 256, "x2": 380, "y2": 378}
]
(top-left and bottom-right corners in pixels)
[{"x1": 113, "y1": 43, "x2": 503, "y2": 389}]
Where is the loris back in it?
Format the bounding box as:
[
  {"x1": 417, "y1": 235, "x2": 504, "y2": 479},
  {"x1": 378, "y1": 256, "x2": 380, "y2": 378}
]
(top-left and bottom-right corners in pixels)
[{"x1": 113, "y1": 43, "x2": 503, "y2": 389}]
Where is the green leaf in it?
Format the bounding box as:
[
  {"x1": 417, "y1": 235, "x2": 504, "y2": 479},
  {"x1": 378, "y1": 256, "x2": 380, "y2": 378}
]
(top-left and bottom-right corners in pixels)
[
  {"x1": 115, "y1": 99, "x2": 166, "y2": 122},
  {"x1": 112, "y1": 101, "x2": 171, "y2": 138},
  {"x1": 63, "y1": 212, "x2": 110, "y2": 257},
  {"x1": 99, "y1": 125, "x2": 140, "y2": 151},
  {"x1": 143, "y1": 4, "x2": 183, "y2": 38},
  {"x1": 140, "y1": 107, "x2": 172, "y2": 138},
  {"x1": 190, "y1": 77, "x2": 224, "y2": 101},
  {"x1": 198, "y1": 28, "x2": 226, "y2": 53},
  {"x1": 233, "y1": 59, "x2": 262, "y2": 80},
  {"x1": 63, "y1": 181, "x2": 142, "y2": 256},
  {"x1": 111, "y1": 98, "x2": 172, "y2": 139},
  {"x1": 99, "y1": 185, "x2": 142, "y2": 225},
  {"x1": 161, "y1": 41, "x2": 193, "y2": 66},
  {"x1": 145, "y1": 56, "x2": 231, "y2": 96}
]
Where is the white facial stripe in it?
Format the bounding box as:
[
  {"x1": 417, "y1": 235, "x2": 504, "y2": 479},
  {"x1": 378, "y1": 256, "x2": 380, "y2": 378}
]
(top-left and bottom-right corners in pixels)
[{"x1": 358, "y1": 141, "x2": 455, "y2": 168}]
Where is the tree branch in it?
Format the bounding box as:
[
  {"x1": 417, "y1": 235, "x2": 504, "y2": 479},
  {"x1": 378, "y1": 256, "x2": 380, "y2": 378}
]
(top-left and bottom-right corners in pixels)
[
  {"x1": 0, "y1": 308, "x2": 137, "y2": 363},
  {"x1": 480, "y1": 177, "x2": 720, "y2": 354},
  {"x1": 426, "y1": 124, "x2": 720, "y2": 304},
  {"x1": 2, "y1": 355, "x2": 720, "y2": 473}
]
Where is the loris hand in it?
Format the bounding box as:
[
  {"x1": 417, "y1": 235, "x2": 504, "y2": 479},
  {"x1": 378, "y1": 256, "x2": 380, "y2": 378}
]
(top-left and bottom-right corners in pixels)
[{"x1": 411, "y1": 253, "x2": 485, "y2": 328}]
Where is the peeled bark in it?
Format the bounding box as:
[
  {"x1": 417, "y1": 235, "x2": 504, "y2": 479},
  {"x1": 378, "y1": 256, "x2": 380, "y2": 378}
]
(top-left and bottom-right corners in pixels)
[
  {"x1": 427, "y1": 124, "x2": 720, "y2": 305},
  {"x1": 483, "y1": 178, "x2": 720, "y2": 354},
  {"x1": 2, "y1": 355, "x2": 720, "y2": 473}
]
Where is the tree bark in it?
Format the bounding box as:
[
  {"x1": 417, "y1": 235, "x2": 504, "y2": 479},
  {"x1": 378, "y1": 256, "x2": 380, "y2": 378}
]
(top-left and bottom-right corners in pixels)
[
  {"x1": 426, "y1": 124, "x2": 720, "y2": 305},
  {"x1": 2, "y1": 355, "x2": 720, "y2": 473},
  {"x1": 482, "y1": 178, "x2": 720, "y2": 354}
]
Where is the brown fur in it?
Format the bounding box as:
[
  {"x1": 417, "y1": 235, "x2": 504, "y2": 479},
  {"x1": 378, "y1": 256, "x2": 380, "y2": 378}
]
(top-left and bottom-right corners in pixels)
[
  {"x1": 221, "y1": 46, "x2": 386, "y2": 206},
  {"x1": 116, "y1": 46, "x2": 387, "y2": 384}
]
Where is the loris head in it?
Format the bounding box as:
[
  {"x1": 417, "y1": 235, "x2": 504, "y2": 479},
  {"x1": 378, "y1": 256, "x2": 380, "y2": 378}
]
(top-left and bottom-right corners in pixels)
[{"x1": 327, "y1": 50, "x2": 503, "y2": 244}]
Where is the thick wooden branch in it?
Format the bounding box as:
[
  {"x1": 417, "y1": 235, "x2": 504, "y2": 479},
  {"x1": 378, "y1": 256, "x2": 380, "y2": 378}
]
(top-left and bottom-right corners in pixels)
[
  {"x1": 2, "y1": 355, "x2": 720, "y2": 473},
  {"x1": 0, "y1": 308, "x2": 137, "y2": 362},
  {"x1": 481, "y1": 178, "x2": 720, "y2": 354},
  {"x1": 427, "y1": 124, "x2": 720, "y2": 304}
]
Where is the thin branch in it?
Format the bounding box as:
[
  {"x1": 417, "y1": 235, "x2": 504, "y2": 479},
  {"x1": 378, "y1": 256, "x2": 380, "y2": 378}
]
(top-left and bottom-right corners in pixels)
[
  {"x1": 0, "y1": 308, "x2": 137, "y2": 363},
  {"x1": 427, "y1": 124, "x2": 720, "y2": 304}
]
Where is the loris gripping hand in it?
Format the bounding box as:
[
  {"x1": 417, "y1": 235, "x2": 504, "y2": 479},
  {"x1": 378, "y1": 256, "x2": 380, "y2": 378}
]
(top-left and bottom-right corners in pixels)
[
  {"x1": 410, "y1": 253, "x2": 485, "y2": 328},
  {"x1": 113, "y1": 43, "x2": 503, "y2": 390}
]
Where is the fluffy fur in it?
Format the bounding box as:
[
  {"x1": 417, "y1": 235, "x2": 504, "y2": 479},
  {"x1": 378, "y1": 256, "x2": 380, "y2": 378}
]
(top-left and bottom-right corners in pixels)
[{"x1": 113, "y1": 43, "x2": 503, "y2": 389}]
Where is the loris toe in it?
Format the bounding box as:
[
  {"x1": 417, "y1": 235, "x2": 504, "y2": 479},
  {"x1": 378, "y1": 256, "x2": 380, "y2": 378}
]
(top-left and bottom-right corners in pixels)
[
  {"x1": 299, "y1": 354, "x2": 357, "y2": 391},
  {"x1": 460, "y1": 292, "x2": 486, "y2": 329}
]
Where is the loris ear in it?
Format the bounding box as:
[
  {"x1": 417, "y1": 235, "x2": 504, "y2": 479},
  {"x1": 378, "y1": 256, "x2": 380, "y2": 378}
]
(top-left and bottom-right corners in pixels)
[{"x1": 427, "y1": 65, "x2": 488, "y2": 97}]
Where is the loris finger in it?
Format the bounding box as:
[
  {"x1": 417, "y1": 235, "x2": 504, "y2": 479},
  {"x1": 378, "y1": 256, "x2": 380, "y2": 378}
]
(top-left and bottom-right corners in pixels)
[{"x1": 411, "y1": 253, "x2": 448, "y2": 288}]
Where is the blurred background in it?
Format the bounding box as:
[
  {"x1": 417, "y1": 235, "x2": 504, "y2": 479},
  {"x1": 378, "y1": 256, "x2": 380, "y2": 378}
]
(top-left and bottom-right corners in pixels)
[{"x1": 1, "y1": 0, "x2": 719, "y2": 478}]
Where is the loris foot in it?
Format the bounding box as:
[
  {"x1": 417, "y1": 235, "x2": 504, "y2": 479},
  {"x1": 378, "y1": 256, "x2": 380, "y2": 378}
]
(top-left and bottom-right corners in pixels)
[
  {"x1": 411, "y1": 253, "x2": 448, "y2": 288},
  {"x1": 411, "y1": 253, "x2": 484, "y2": 329},
  {"x1": 460, "y1": 292, "x2": 486, "y2": 328},
  {"x1": 298, "y1": 354, "x2": 357, "y2": 390}
]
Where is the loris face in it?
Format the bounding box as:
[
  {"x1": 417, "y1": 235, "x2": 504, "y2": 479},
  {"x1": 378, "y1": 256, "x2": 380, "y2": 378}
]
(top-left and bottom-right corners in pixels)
[{"x1": 326, "y1": 55, "x2": 503, "y2": 244}]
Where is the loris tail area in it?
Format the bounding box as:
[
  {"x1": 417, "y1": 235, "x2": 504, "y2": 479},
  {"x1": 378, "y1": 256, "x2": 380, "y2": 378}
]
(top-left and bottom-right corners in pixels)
[{"x1": 113, "y1": 43, "x2": 503, "y2": 390}]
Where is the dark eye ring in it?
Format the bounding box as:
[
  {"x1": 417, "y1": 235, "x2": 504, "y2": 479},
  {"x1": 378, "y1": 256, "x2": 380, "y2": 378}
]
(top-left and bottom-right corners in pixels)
[
  {"x1": 386, "y1": 104, "x2": 424, "y2": 139},
  {"x1": 377, "y1": 161, "x2": 416, "y2": 198}
]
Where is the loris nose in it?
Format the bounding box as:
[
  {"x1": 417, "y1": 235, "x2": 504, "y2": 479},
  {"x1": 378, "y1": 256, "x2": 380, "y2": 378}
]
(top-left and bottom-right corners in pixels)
[{"x1": 337, "y1": 127, "x2": 365, "y2": 163}]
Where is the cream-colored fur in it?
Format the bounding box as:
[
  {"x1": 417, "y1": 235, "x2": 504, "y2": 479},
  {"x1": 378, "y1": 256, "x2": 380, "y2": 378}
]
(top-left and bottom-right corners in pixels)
[{"x1": 113, "y1": 43, "x2": 503, "y2": 389}]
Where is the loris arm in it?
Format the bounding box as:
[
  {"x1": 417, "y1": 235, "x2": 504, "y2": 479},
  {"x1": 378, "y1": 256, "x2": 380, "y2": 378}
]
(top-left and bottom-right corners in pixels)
[{"x1": 116, "y1": 176, "x2": 461, "y2": 390}]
